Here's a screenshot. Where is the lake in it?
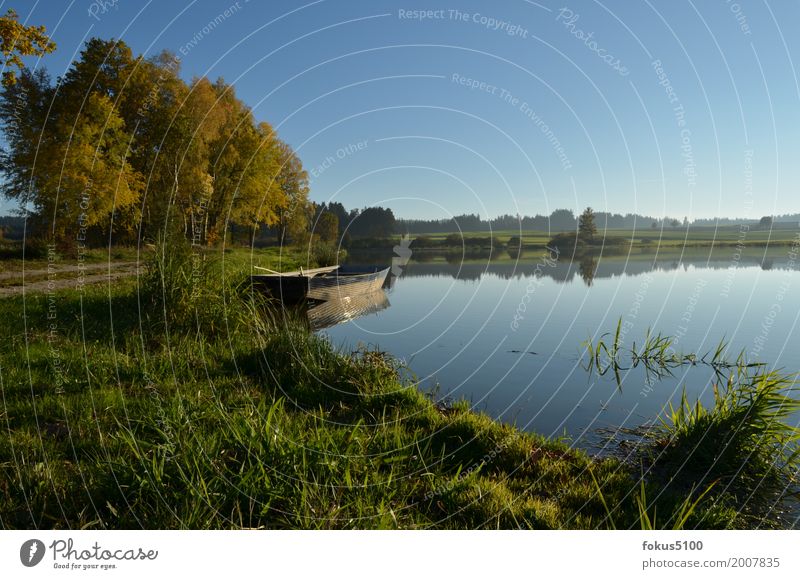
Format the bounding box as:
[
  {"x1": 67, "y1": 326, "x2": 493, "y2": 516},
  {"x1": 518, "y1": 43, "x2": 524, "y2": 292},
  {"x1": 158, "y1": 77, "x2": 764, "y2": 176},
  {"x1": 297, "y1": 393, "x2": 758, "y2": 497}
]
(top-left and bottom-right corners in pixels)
[{"x1": 320, "y1": 245, "x2": 800, "y2": 450}]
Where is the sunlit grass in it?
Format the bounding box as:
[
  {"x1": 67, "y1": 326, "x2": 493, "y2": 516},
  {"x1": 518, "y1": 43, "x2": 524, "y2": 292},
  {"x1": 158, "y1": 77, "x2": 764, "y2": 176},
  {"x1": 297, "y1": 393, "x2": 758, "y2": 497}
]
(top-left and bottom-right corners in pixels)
[
  {"x1": 647, "y1": 368, "x2": 800, "y2": 526},
  {"x1": 584, "y1": 320, "x2": 800, "y2": 528}
]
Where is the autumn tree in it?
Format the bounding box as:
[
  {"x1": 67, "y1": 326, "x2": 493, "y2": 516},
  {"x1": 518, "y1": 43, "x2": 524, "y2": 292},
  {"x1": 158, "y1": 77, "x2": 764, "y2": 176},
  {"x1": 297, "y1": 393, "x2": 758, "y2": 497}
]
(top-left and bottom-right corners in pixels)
[
  {"x1": 316, "y1": 211, "x2": 339, "y2": 244},
  {"x1": 125, "y1": 50, "x2": 193, "y2": 237},
  {"x1": 45, "y1": 92, "x2": 142, "y2": 239},
  {"x1": 0, "y1": 9, "x2": 55, "y2": 87},
  {"x1": 0, "y1": 36, "x2": 310, "y2": 247},
  {"x1": 0, "y1": 66, "x2": 141, "y2": 242},
  {"x1": 274, "y1": 139, "x2": 311, "y2": 245},
  {"x1": 56, "y1": 39, "x2": 145, "y2": 241},
  {"x1": 2, "y1": 39, "x2": 152, "y2": 241},
  {"x1": 0, "y1": 68, "x2": 51, "y2": 210},
  {"x1": 207, "y1": 83, "x2": 285, "y2": 243}
]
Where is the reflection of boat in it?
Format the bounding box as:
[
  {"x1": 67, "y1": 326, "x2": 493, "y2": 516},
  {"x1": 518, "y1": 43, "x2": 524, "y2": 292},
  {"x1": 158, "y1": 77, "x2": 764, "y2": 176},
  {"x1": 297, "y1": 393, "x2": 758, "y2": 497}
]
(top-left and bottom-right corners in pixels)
[
  {"x1": 251, "y1": 265, "x2": 390, "y2": 303},
  {"x1": 307, "y1": 290, "x2": 390, "y2": 330}
]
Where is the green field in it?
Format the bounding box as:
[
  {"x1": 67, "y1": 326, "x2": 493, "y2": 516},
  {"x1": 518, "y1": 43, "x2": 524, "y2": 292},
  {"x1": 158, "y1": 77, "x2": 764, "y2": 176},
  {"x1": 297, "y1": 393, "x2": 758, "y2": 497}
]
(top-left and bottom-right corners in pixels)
[{"x1": 401, "y1": 225, "x2": 799, "y2": 249}]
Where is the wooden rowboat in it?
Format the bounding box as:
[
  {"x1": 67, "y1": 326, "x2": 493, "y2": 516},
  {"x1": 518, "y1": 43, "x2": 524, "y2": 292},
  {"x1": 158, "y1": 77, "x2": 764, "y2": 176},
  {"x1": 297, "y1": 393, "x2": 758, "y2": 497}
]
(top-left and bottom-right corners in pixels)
[{"x1": 250, "y1": 264, "x2": 390, "y2": 303}]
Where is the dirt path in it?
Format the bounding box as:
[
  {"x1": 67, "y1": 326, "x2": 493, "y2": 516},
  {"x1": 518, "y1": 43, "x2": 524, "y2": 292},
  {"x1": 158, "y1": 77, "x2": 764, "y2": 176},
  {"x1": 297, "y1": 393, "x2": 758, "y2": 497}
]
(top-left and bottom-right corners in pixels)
[
  {"x1": 0, "y1": 261, "x2": 137, "y2": 280},
  {"x1": 0, "y1": 262, "x2": 140, "y2": 296}
]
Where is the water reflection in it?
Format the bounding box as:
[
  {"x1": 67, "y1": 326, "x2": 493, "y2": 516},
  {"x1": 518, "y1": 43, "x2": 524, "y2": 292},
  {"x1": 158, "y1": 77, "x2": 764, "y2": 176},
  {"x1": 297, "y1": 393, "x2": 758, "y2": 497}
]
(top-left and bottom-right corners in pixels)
[
  {"x1": 307, "y1": 290, "x2": 390, "y2": 331},
  {"x1": 371, "y1": 248, "x2": 797, "y2": 284},
  {"x1": 578, "y1": 256, "x2": 597, "y2": 286}
]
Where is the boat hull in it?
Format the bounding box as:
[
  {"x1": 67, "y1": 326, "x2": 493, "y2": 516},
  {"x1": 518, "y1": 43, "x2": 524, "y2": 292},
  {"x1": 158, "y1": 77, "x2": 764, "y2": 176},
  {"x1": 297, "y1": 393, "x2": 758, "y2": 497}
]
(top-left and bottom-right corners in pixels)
[
  {"x1": 306, "y1": 267, "x2": 389, "y2": 301},
  {"x1": 251, "y1": 266, "x2": 389, "y2": 303},
  {"x1": 250, "y1": 275, "x2": 309, "y2": 303}
]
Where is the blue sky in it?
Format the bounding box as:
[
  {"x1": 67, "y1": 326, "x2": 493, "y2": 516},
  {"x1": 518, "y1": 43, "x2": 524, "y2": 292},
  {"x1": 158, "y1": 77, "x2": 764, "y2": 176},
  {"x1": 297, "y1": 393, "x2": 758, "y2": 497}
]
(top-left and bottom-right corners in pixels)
[{"x1": 3, "y1": 0, "x2": 800, "y2": 220}]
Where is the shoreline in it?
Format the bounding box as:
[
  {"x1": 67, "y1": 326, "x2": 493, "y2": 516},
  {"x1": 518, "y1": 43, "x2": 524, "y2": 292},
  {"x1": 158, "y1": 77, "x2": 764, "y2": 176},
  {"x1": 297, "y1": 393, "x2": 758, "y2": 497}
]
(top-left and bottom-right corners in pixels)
[{"x1": 0, "y1": 247, "x2": 796, "y2": 530}]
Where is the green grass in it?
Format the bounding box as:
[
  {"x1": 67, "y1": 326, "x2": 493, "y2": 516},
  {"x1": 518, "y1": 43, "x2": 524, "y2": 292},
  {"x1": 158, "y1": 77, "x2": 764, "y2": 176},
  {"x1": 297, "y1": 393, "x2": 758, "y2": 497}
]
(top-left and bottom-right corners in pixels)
[
  {"x1": 0, "y1": 283, "x2": 633, "y2": 529},
  {"x1": 0, "y1": 241, "x2": 794, "y2": 529},
  {"x1": 647, "y1": 368, "x2": 800, "y2": 523},
  {"x1": 584, "y1": 322, "x2": 800, "y2": 528}
]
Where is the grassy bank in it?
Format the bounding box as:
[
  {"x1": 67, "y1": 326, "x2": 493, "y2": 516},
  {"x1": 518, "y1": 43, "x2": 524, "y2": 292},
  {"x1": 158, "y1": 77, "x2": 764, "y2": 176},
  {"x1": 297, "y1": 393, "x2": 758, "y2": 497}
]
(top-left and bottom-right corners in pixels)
[{"x1": 0, "y1": 245, "x2": 795, "y2": 529}]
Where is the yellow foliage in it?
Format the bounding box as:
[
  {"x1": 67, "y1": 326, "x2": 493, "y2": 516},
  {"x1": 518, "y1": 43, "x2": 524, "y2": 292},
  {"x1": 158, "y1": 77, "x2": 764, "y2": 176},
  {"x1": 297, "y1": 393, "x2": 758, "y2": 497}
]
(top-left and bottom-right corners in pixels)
[{"x1": 0, "y1": 9, "x2": 55, "y2": 87}]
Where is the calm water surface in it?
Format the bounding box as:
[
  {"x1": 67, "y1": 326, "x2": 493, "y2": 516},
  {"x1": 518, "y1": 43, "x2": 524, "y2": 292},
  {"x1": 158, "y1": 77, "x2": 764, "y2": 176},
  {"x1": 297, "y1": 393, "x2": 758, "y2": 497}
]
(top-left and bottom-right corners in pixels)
[{"x1": 321, "y1": 247, "x2": 800, "y2": 448}]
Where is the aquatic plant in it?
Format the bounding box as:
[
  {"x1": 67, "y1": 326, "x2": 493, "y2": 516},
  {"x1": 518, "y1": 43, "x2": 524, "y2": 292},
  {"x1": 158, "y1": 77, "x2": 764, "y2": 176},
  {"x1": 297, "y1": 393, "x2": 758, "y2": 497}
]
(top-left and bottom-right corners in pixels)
[{"x1": 583, "y1": 318, "x2": 767, "y2": 385}]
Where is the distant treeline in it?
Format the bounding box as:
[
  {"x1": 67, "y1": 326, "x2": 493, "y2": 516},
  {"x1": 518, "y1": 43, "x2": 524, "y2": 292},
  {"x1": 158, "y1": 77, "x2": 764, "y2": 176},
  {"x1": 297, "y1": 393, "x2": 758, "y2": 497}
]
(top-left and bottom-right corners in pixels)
[
  {"x1": 4, "y1": 204, "x2": 798, "y2": 245},
  {"x1": 311, "y1": 202, "x2": 396, "y2": 240},
  {"x1": 396, "y1": 211, "x2": 800, "y2": 234},
  {"x1": 0, "y1": 216, "x2": 25, "y2": 240}
]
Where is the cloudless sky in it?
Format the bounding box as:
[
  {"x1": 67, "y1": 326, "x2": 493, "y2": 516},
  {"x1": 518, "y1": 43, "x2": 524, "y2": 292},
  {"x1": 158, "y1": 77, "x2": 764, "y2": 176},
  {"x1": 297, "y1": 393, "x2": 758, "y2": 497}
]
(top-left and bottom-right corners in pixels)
[{"x1": 3, "y1": 0, "x2": 800, "y2": 220}]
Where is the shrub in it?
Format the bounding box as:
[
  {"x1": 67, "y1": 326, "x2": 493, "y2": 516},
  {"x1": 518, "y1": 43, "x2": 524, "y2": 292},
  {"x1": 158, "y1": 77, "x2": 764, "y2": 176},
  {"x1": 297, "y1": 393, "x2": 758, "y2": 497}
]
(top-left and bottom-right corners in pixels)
[
  {"x1": 548, "y1": 232, "x2": 585, "y2": 254},
  {"x1": 412, "y1": 236, "x2": 437, "y2": 248},
  {"x1": 310, "y1": 241, "x2": 345, "y2": 267},
  {"x1": 444, "y1": 233, "x2": 462, "y2": 246},
  {"x1": 141, "y1": 234, "x2": 249, "y2": 336}
]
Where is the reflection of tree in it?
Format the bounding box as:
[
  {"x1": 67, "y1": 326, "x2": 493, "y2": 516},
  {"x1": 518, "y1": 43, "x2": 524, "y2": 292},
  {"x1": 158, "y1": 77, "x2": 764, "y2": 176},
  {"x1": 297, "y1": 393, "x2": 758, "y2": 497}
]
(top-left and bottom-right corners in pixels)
[
  {"x1": 579, "y1": 256, "x2": 597, "y2": 286},
  {"x1": 506, "y1": 236, "x2": 524, "y2": 260},
  {"x1": 444, "y1": 248, "x2": 496, "y2": 265},
  {"x1": 444, "y1": 251, "x2": 463, "y2": 266},
  {"x1": 489, "y1": 247, "x2": 505, "y2": 261},
  {"x1": 347, "y1": 249, "x2": 793, "y2": 283},
  {"x1": 411, "y1": 251, "x2": 435, "y2": 262},
  {"x1": 507, "y1": 247, "x2": 525, "y2": 260}
]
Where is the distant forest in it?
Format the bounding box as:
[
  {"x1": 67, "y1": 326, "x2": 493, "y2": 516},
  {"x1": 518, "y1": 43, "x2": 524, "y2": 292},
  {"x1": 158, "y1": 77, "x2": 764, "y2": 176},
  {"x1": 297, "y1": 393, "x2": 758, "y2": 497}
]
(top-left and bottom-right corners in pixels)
[
  {"x1": 4, "y1": 207, "x2": 799, "y2": 242},
  {"x1": 396, "y1": 210, "x2": 800, "y2": 234}
]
